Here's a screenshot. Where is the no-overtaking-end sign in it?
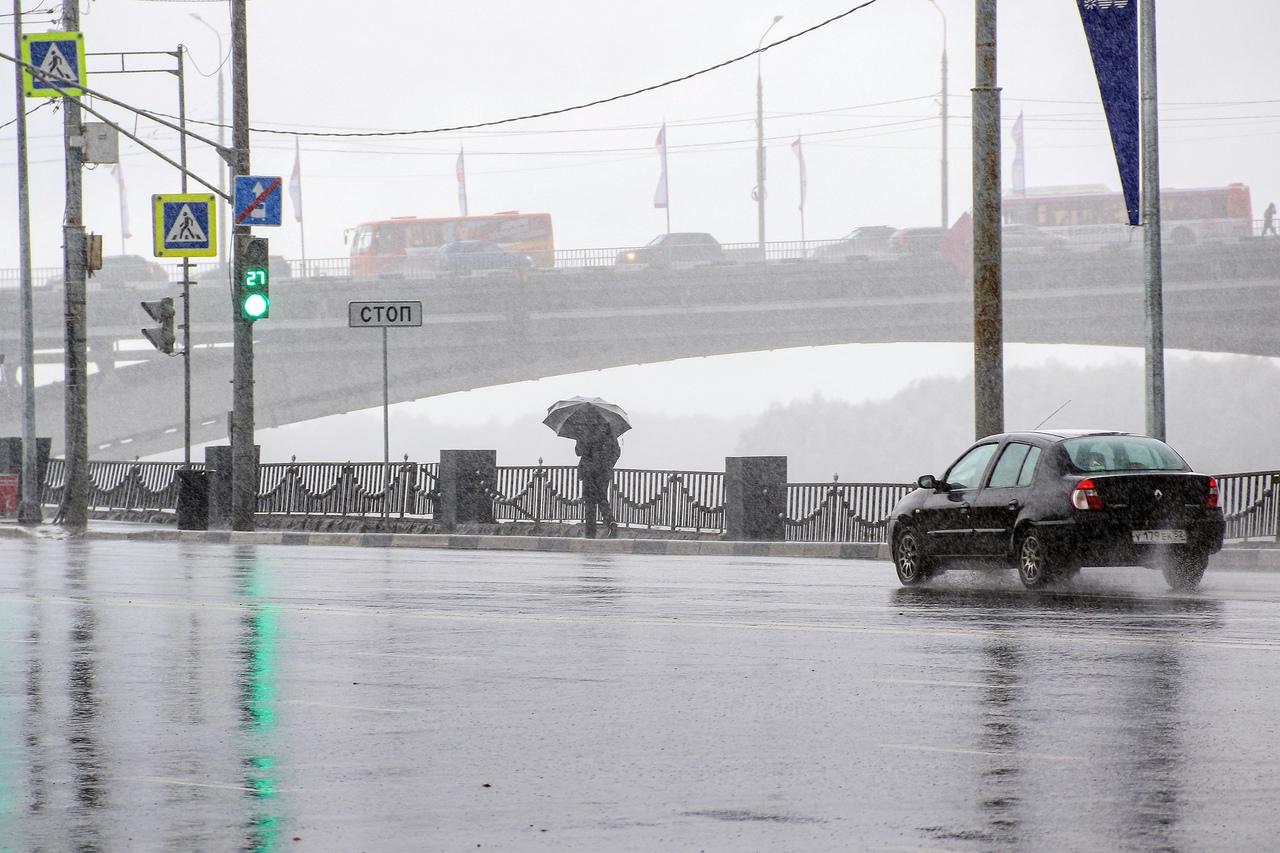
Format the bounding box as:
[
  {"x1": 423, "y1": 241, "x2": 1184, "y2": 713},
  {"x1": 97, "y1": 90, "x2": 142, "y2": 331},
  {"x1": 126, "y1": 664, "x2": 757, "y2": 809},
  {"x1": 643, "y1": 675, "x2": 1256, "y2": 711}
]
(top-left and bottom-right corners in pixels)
[{"x1": 348, "y1": 301, "x2": 423, "y2": 328}]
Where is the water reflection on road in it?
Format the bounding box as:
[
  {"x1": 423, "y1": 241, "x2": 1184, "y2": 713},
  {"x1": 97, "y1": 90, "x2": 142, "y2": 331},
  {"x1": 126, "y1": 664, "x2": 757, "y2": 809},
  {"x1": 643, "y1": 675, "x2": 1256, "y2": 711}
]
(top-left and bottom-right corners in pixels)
[{"x1": 1, "y1": 541, "x2": 1277, "y2": 850}]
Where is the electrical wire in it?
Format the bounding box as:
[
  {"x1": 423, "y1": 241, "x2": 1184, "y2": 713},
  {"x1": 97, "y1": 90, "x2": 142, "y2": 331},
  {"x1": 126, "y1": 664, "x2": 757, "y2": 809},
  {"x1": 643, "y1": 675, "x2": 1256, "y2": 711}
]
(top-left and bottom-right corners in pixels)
[
  {"x1": 135, "y1": 0, "x2": 886, "y2": 140},
  {"x1": 0, "y1": 98, "x2": 51, "y2": 131}
]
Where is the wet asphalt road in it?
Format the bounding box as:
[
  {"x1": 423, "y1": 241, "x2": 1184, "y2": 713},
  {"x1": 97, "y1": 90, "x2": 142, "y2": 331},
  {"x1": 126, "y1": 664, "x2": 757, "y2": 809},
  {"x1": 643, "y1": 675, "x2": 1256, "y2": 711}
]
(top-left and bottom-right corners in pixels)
[{"x1": 1, "y1": 539, "x2": 1278, "y2": 852}]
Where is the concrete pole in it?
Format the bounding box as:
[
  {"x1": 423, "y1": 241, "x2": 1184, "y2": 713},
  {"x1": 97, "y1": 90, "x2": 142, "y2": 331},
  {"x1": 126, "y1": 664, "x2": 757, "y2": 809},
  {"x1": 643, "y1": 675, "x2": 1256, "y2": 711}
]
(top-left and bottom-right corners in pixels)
[
  {"x1": 1140, "y1": 0, "x2": 1165, "y2": 440},
  {"x1": 176, "y1": 48, "x2": 192, "y2": 469},
  {"x1": 230, "y1": 0, "x2": 256, "y2": 530},
  {"x1": 12, "y1": 0, "x2": 40, "y2": 524},
  {"x1": 60, "y1": 0, "x2": 88, "y2": 531},
  {"x1": 929, "y1": 0, "x2": 949, "y2": 228},
  {"x1": 972, "y1": 0, "x2": 1004, "y2": 439}
]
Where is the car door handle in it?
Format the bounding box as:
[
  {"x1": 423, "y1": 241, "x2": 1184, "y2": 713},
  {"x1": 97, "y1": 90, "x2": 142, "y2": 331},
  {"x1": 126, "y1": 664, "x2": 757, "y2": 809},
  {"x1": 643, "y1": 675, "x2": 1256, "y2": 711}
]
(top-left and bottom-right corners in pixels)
[{"x1": 1007, "y1": 500, "x2": 1020, "y2": 511}]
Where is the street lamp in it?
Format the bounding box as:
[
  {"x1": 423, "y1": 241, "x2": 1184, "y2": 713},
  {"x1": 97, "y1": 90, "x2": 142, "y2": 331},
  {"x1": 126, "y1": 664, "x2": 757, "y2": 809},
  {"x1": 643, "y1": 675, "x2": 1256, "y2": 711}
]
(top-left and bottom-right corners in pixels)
[
  {"x1": 928, "y1": 0, "x2": 948, "y2": 228},
  {"x1": 755, "y1": 15, "x2": 782, "y2": 259}
]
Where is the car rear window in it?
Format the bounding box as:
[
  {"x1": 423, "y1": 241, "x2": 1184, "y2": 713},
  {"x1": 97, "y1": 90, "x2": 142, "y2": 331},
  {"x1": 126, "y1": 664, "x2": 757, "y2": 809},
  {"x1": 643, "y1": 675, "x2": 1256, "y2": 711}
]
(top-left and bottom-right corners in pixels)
[
  {"x1": 1061, "y1": 436, "x2": 1187, "y2": 473},
  {"x1": 989, "y1": 442, "x2": 1034, "y2": 488}
]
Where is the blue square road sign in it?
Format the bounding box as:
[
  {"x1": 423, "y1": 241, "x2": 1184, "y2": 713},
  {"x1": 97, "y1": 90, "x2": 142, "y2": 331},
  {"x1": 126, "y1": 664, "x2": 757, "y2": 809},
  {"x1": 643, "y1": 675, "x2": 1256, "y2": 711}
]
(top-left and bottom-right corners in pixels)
[{"x1": 234, "y1": 175, "x2": 283, "y2": 227}]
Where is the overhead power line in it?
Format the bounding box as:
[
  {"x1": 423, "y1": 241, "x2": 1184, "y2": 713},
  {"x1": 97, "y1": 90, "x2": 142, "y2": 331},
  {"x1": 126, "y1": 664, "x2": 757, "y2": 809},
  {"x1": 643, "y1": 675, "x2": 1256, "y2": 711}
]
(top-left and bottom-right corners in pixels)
[{"x1": 139, "y1": 0, "x2": 886, "y2": 140}]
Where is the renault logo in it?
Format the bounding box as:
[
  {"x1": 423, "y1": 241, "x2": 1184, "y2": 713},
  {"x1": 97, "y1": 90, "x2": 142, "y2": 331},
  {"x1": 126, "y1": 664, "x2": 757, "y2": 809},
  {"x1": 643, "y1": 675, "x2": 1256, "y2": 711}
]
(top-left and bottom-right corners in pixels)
[{"x1": 1153, "y1": 489, "x2": 1163, "y2": 500}]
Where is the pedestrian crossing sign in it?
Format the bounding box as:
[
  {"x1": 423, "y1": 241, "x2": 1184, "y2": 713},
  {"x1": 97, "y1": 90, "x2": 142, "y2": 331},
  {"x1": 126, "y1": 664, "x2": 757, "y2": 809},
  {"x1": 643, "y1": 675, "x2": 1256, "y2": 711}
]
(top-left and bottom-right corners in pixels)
[
  {"x1": 152, "y1": 194, "x2": 218, "y2": 258},
  {"x1": 21, "y1": 31, "x2": 87, "y2": 98}
]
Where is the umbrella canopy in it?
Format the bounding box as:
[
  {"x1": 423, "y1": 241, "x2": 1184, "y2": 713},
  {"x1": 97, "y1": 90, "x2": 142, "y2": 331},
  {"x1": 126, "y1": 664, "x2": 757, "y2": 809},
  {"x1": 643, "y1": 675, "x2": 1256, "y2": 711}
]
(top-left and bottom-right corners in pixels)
[{"x1": 543, "y1": 396, "x2": 632, "y2": 439}]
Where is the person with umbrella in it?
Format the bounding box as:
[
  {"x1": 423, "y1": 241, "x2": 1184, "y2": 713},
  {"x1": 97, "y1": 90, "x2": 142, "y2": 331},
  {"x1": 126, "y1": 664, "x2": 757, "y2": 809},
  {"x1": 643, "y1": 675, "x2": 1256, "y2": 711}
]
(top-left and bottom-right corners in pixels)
[{"x1": 544, "y1": 397, "x2": 630, "y2": 538}]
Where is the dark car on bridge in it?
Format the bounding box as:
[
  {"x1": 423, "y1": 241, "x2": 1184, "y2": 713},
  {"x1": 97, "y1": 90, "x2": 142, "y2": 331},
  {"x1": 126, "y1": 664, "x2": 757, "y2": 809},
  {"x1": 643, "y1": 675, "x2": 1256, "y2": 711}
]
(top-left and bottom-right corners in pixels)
[
  {"x1": 887, "y1": 430, "x2": 1224, "y2": 591},
  {"x1": 888, "y1": 226, "x2": 947, "y2": 256},
  {"x1": 809, "y1": 225, "x2": 896, "y2": 261},
  {"x1": 615, "y1": 232, "x2": 723, "y2": 269},
  {"x1": 48, "y1": 255, "x2": 171, "y2": 290},
  {"x1": 430, "y1": 240, "x2": 532, "y2": 276}
]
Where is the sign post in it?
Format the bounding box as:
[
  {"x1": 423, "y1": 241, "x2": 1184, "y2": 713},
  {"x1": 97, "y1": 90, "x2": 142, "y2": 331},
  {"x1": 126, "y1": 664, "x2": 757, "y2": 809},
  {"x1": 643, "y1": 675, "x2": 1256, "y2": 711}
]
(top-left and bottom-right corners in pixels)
[{"x1": 348, "y1": 301, "x2": 423, "y2": 522}]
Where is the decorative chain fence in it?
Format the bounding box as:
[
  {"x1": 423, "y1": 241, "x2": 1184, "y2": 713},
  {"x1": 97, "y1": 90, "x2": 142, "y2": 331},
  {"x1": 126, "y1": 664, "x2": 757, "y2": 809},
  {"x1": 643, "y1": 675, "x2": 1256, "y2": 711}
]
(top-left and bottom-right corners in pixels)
[
  {"x1": 257, "y1": 462, "x2": 439, "y2": 519},
  {"x1": 785, "y1": 481, "x2": 914, "y2": 542},
  {"x1": 38, "y1": 461, "x2": 1280, "y2": 544},
  {"x1": 42, "y1": 459, "x2": 198, "y2": 513},
  {"x1": 484, "y1": 466, "x2": 725, "y2": 533}
]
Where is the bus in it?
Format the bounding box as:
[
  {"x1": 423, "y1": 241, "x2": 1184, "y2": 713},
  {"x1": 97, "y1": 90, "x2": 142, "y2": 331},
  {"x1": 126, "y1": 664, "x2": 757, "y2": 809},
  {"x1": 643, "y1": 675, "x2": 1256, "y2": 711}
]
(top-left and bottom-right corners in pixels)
[
  {"x1": 1004, "y1": 183, "x2": 1253, "y2": 246},
  {"x1": 348, "y1": 212, "x2": 555, "y2": 275}
]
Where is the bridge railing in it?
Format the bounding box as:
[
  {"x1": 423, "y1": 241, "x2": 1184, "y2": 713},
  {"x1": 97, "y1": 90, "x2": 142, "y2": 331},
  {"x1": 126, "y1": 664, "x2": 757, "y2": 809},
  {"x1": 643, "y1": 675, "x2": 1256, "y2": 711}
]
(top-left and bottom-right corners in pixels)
[
  {"x1": 41, "y1": 458, "x2": 198, "y2": 513},
  {"x1": 485, "y1": 465, "x2": 726, "y2": 532},
  {"x1": 785, "y1": 480, "x2": 915, "y2": 543},
  {"x1": 40, "y1": 460, "x2": 1280, "y2": 544},
  {"x1": 1217, "y1": 470, "x2": 1280, "y2": 542},
  {"x1": 257, "y1": 462, "x2": 439, "y2": 519}
]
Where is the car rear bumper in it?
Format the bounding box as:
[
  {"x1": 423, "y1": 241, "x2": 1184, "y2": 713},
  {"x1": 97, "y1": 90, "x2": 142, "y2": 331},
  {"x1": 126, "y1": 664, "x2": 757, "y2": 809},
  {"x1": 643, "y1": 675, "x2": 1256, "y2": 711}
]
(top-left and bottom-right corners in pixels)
[{"x1": 1036, "y1": 513, "x2": 1225, "y2": 566}]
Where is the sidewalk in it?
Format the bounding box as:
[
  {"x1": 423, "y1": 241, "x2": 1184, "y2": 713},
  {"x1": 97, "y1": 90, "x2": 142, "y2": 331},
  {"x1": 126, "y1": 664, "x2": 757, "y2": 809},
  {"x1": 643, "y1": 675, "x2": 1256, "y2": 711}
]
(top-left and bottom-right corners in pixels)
[{"x1": 4, "y1": 517, "x2": 1280, "y2": 570}]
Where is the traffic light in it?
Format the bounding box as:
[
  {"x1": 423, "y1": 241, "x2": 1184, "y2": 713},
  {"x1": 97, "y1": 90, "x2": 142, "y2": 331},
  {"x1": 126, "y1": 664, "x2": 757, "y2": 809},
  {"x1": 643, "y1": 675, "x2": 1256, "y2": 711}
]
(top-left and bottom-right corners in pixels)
[
  {"x1": 239, "y1": 236, "x2": 270, "y2": 322},
  {"x1": 141, "y1": 297, "x2": 175, "y2": 354}
]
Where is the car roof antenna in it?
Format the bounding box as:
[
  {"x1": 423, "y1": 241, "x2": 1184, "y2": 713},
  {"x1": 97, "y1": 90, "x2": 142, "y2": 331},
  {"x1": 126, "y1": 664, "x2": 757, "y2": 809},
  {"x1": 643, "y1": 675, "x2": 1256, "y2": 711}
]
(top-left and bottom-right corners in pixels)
[{"x1": 1032, "y1": 399, "x2": 1072, "y2": 430}]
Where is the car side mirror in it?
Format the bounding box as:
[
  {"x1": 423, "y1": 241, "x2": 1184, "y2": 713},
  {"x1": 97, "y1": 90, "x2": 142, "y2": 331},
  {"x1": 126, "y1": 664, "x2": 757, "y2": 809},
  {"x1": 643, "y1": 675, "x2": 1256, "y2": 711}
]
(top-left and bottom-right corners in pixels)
[{"x1": 917, "y1": 474, "x2": 939, "y2": 491}]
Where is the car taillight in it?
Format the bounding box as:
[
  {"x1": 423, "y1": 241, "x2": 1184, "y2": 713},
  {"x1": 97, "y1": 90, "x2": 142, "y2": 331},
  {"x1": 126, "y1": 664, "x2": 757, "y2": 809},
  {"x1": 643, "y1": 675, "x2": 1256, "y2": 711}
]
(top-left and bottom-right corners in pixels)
[
  {"x1": 1206, "y1": 477, "x2": 1219, "y2": 510},
  {"x1": 1071, "y1": 478, "x2": 1103, "y2": 511}
]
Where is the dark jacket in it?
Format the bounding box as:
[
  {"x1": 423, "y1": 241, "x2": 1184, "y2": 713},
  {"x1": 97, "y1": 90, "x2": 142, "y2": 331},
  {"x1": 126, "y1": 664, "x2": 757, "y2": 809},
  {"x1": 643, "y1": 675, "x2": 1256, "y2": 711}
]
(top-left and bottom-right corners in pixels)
[{"x1": 575, "y1": 421, "x2": 620, "y2": 480}]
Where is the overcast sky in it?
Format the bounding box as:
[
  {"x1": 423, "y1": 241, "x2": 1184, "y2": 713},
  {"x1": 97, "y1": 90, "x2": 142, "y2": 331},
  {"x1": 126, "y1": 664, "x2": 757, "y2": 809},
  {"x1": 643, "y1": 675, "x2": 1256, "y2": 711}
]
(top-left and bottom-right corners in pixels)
[{"x1": 3, "y1": 0, "x2": 1277, "y2": 460}]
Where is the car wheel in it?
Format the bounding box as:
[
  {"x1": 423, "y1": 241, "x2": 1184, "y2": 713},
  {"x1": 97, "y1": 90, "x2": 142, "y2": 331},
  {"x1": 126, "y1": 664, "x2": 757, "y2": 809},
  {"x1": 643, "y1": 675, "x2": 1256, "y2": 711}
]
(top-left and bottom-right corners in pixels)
[
  {"x1": 1162, "y1": 549, "x2": 1209, "y2": 592},
  {"x1": 893, "y1": 529, "x2": 932, "y2": 586},
  {"x1": 1016, "y1": 530, "x2": 1055, "y2": 589}
]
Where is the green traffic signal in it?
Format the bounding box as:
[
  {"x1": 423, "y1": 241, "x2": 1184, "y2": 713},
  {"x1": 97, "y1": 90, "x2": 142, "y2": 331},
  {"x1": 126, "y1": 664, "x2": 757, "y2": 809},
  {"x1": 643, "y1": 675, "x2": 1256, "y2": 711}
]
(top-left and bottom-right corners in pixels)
[{"x1": 241, "y1": 265, "x2": 270, "y2": 320}]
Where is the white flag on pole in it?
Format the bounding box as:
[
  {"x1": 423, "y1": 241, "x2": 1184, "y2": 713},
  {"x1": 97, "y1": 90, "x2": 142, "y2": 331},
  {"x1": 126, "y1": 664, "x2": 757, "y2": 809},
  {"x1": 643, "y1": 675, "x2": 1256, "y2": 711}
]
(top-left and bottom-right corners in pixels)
[
  {"x1": 289, "y1": 138, "x2": 304, "y2": 222},
  {"x1": 653, "y1": 124, "x2": 669, "y2": 209},
  {"x1": 1011, "y1": 110, "x2": 1026, "y2": 196},
  {"x1": 111, "y1": 163, "x2": 132, "y2": 243},
  {"x1": 456, "y1": 148, "x2": 469, "y2": 216},
  {"x1": 792, "y1": 135, "x2": 807, "y2": 211}
]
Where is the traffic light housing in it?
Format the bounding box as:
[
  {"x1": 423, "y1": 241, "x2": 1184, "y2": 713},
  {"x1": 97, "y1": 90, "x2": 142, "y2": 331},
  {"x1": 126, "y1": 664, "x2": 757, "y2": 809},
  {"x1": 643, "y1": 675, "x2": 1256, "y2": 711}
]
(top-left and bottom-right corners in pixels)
[
  {"x1": 141, "y1": 297, "x2": 175, "y2": 354},
  {"x1": 239, "y1": 236, "x2": 270, "y2": 321}
]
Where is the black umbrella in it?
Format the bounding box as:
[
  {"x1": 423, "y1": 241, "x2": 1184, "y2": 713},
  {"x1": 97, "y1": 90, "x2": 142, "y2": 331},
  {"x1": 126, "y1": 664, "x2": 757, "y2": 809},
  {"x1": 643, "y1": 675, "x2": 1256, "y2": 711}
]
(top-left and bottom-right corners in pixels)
[{"x1": 543, "y1": 396, "x2": 632, "y2": 440}]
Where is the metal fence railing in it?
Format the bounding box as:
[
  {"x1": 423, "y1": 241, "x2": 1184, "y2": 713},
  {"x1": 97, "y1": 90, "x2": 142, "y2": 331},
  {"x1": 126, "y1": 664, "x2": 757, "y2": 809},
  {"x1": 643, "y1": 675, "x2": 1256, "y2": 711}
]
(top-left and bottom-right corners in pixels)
[
  {"x1": 1217, "y1": 470, "x2": 1280, "y2": 542},
  {"x1": 484, "y1": 465, "x2": 725, "y2": 532},
  {"x1": 37, "y1": 460, "x2": 1280, "y2": 544},
  {"x1": 41, "y1": 459, "x2": 199, "y2": 513},
  {"x1": 256, "y1": 462, "x2": 439, "y2": 519},
  {"x1": 785, "y1": 480, "x2": 914, "y2": 543}
]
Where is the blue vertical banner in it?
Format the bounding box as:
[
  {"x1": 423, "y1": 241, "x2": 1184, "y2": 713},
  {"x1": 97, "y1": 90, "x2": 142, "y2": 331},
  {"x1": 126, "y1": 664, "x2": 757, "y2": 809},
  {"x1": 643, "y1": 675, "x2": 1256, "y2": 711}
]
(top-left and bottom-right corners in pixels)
[{"x1": 1077, "y1": 0, "x2": 1140, "y2": 226}]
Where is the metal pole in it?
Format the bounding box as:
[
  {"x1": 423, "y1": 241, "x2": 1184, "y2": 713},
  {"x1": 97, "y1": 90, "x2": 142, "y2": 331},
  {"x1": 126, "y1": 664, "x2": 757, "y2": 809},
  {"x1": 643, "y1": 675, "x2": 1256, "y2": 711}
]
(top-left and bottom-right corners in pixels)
[
  {"x1": 60, "y1": 0, "x2": 88, "y2": 532},
  {"x1": 1140, "y1": 0, "x2": 1165, "y2": 440},
  {"x1": 190, "y1": 14, "x2": 227, "y2": 268},
  {"x1": 176, "y1": 47, "x2": 192, "y2": 468},
  {"x1": 12, "y1": 0, "x2": 40, "y2": 524},
  {"x1": 382, "y1": 326, "x2": 389, "y2": 523},
  {"x1": 972, "y1": 0, "x2": 1004, "y2": 439},
  {"x1": 929, "y1": 0, "x2": 949, "y2": 228},
  {"x1": 754, "y1": 16, "x2": 781, "y2": 262},
  {"x1": 230, "y1": 0, "x2": 255, "y2": 531}
]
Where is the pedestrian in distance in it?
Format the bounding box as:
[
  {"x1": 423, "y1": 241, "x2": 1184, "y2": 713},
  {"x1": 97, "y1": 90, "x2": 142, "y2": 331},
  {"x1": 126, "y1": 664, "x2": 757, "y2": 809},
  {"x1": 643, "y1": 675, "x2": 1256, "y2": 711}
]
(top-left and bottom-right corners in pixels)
[
  {"x1": 575, "y1": 412, "x2": 621, "y2": 539},
  {"x1": 1263, "y1": 201, "x2": 1277, "y2": 237}
]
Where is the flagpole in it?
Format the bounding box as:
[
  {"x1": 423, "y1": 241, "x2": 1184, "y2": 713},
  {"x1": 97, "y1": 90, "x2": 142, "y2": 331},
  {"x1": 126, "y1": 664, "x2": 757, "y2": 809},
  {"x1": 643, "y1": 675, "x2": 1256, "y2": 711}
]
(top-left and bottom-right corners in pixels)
[
  {"x1": 294, "y1": 137, "x2": 307, "y2": 277},
  {"x1": 1140, "y1": 0, "x2": 1164, "y2": 440}
]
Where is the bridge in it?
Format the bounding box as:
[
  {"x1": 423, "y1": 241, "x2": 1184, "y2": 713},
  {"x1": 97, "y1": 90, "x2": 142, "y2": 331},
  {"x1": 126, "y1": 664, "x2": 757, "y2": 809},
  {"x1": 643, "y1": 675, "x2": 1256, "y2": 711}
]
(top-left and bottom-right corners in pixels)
[{"x1": 2, "y1": 238, "x2": 1277, "y2": 459}]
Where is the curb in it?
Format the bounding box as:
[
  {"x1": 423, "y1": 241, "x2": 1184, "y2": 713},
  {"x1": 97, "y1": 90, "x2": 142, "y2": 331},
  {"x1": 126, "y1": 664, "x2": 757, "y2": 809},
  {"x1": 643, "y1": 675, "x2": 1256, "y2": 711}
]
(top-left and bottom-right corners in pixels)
[
  {"x1": 3, "y1": 522, "x2": 1276, "y2": 571},
  {"x1": 0, "y1": 522, "x2": 889, "y2": 561}
]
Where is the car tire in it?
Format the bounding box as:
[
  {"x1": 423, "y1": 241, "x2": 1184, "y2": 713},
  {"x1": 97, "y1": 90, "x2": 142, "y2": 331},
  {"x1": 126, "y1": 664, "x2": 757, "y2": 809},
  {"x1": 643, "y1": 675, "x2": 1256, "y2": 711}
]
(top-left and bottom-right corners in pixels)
[
  {"x1": 1016, "y1": 529, "x2": 1056, "y2": 589},
  {"x1": 893, "y1": 529, "x2": 933, "y2": 586},
  {"x1": 1162, "y1": 549, "x2": 1209, "y2": 592}
]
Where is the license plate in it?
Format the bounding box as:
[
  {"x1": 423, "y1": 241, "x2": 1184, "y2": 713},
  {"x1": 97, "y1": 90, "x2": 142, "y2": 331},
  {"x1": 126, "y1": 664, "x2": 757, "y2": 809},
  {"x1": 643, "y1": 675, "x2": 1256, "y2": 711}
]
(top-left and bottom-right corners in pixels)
[{"x1": 1132, "y1": 529, "x2": 1187, "y2": 544}]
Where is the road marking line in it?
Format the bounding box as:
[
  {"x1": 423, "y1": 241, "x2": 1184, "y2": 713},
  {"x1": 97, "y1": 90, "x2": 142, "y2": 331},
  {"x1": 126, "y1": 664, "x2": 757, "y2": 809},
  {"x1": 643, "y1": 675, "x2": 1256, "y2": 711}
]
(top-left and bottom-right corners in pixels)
[
  {"x1": 281, "y1": 699, "x2": 416, "y2": 714},
  {"x1": 110, "y1": 775, "x2": 291, "y2": 793},
  {"x1": 881, "y1": 743, "x2": 1088, "y2": 762}
]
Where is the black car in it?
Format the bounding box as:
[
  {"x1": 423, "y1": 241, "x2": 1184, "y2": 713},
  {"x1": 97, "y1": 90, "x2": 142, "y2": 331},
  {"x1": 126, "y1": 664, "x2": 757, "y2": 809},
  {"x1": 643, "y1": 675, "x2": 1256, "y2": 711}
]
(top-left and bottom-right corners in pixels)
[
  {"x1": 615, "y1": 232, "x2": 722, "y2": 268},
  {"x1": 887, "y1": 430, "x2": 1224, "y2": 591}
]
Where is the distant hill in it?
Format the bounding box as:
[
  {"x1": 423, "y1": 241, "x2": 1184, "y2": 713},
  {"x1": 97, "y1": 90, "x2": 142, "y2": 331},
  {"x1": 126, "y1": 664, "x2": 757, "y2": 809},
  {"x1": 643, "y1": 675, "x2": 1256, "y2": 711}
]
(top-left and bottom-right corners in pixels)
[
  {"x1": 248, "y1": 355, "x2": 1280, "y2": 482},
  {"x1": 735, "y1": 356, "x2": 1280, "y2": 482}
]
